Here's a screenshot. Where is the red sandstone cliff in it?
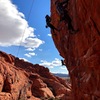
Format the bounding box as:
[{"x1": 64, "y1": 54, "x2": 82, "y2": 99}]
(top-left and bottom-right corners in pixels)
[
  {"x1": 0, "y1": 51, "x2": 71, "y2": 100},
  {"x1": 51, "y1": 0, "x2": 100, "y2": 99}
]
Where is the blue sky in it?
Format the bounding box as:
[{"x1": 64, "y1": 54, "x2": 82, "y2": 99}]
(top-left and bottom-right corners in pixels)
[{"x1": 0, "y1": 0, "x2": 68, "y2": 74}]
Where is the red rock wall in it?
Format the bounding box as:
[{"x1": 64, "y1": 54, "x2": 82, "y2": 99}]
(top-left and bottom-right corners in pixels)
[
  {"x1": 0, "y1": 51, "x2": 71, "y2": 100},
  {"x1": 51, "y1": 0, "x2": 100, "y2": 99}
]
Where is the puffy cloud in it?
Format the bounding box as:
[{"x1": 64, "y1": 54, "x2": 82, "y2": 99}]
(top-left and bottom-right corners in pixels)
[
  {"x1": 52, "y1": 71, "x2": 68, "y2": 74},
  {"x1": 40, "y1": 58, "x2": 61, "y2": 68},
  {"x1": 60, "y1": 67, "x2": 67, "y2": 70},
  {"x1": 48, "y1": 34, "x2": 51, "y2": 37},
  {"x1": 39, "y1": 49, "x2": 42, "y2": 51},
  {"x1": 24, "y1": 54, "x2": 31, "y2": 58},
  {"x1": 24, "y1": 52, "x2": 36, "y2": 58},
  {"x1": 0, "y1": 0, "x2": 44, "y2": 50},
  {"x1": 21, "y1": 38, "x2": 44, "y2": 49},
  {"x1": 19, "y1": 58, "x2": 29, "y2": 62},
  {"x1": 26, "y1": 48, "x2": 35, "y2": 51}
]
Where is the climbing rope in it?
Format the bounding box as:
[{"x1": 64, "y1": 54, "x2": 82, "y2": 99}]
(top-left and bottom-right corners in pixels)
[{"x1": 16, "y1": 0, "x2": 34, "y2": 57}]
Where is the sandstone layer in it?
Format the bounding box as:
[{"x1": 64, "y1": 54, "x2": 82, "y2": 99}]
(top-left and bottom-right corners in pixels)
[{"x1": 0, "y1": 51, "x2": 71, "y2": 100}]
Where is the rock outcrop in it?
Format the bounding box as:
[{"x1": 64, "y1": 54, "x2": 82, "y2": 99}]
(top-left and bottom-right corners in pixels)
[
  {"x1": 51, "y1": 0, "x2": 100, "y2": 99},
  {"x1": 0, "y1": 51, "x2": 71, "y2": 100}
]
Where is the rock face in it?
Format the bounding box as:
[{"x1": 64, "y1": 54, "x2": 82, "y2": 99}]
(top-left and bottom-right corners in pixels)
[
  {"x1": 51, "y1": 0, "x2": 100, "y2": 99},
  {"x1": 0, "y1": 51, "x2": 71, "y2": 100}
]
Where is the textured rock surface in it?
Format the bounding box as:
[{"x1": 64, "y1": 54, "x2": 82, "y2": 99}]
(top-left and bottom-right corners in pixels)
[
  {"x1": 51, "y1": 0, "x2": 100, "y2": 99},
  {"x1": 0, "y1": 51, "x2": 71, "y2": 100}
]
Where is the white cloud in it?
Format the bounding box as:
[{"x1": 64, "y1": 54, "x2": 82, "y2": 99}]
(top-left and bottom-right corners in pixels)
[
  {"x1": 40, "y1": 58, "x2": 69, "y2": 74},
  {"x1": 40, "y1": 58, "x2": 61, "y2": 68},
  {"x1": 60, "y1": 67, "x2": 67, "y2": 70},
  {"x1": 0, "y1": 0, "x2": 44, "y2": 50},
  {"x1": 48, "y1": 34, "x2": 51, "y2": 37},
  {"x1": 52, "y1": 71, "x2": 68, "y2": 74},
  {"x1": 24, "y1": 52, "x2": 36, "y2": 58},
  {"x1": 29, "y1": 52, "x2": 36, "y2": 56},
  {"x1": 24, "y1": 54, "x2": 31, "y2": 58},
  {"x1": 39, "y1": 49, "x2": 42, "y2": 51},
  {"x1": 26, "y1": 48, "x2": 35, "y2": 51},
  {"x1": 19, "y1": 58, "x2": 29, "y2": 62}
]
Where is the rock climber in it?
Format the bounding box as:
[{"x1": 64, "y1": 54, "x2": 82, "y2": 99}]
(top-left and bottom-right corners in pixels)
[
  {"x1": 45, "y1": 15, "x2": 59, "y2": 32},
  {"x1": 55, "y1": 0, "x2": 69, "y2": 21},
  {"x1": 55, "y1": 0, "x2": 79, "y2": 33},
  {"x1": 61, "y1": 59, "x2": 65, "y2": 66}
]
